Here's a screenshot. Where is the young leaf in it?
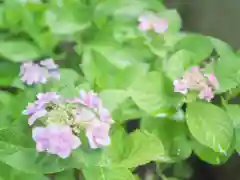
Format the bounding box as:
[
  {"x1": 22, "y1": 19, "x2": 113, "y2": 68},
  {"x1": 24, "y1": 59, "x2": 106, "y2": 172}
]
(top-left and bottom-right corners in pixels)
[{"x1": 186, "y1": 102, "x2": 233, "y2": 153}]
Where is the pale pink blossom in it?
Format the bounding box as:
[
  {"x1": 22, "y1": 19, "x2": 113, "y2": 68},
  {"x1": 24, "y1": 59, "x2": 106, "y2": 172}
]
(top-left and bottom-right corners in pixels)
[
  {"x1": 85, "y1": 123, "x2": 111, "y2": 149},
  {"x1": 20, "y1": 62, "x2": 48, "y2": 85},
  {"x1": 79, "y1": 90, "x2": 100, "y2": 108},
  {"x1": 173, "y1": 80, "x2": 188, "y2": 94},
  {"x1": 32, "y1": 124, "x2": 81, "y2": 158},
  {"x1": 173, "y1": 66, "x2": 219, "y2": 101},
  {"x1": 23, "y1": 92, "x2": 60, "y2": 125},
  {"x1": 20, "y1": 59, "x2": 59, "y2": 85},
  {"x1": 152, "y1": 19, "x2": 168, "y2": 33},
  {"x1": 138, "y1": 13, "x2": 168, "y2": 34},
  {"x1": 28, "y1": 109, "x2": 47, "y2": 126},
  {"x1": 40, "y1": 58, "x2": 58, "y2": 69},
  {"x1": 138, "y1": 16, "x2": 152, "y2": 31},
  {"x1": 199, "y1": 87, "x2": 214, "y2": 101},
  {"x1": 207, "y1": 73, "x2": 219, "y2": 89}
]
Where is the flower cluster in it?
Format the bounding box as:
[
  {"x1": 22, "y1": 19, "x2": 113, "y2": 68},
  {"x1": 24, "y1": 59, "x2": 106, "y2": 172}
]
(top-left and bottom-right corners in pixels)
[
  {"x1": 138, "y1": 12, "x2": 168, "y2": 34},
  {"x1": 23, "y1": 90, "x2": 113, "y2": 158},
  {"x1": 20, "y1": 58, "x2": 60, "y2": 85},
  {"x1": 173, "y1": 66, "x2": 219, "y2": 101}
]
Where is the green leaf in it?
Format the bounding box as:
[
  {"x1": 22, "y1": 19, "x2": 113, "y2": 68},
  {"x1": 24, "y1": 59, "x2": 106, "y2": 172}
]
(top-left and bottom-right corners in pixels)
[
  {"x1": 0, "y1": 41, "x2": 40, "y2": 62},
  {"x1": 0, "y1": 61, "x2": 19, "y2": 86},
  {"x1": 92, "y1": 45, "x2": 141, "y2": 69},
  {"x1": 225, "y1": 104, "x2": 240, "y2": 128},
  {"x1": 83, "y1": 167, "x2": 135, "y2": 180},
  {"x1": 84, "y1": 49, "x2": 149, "y2": 89},
  {"x1": 94, "y1": 0, "x2": 165, "y2": 20},
  {"x1": 157, "y1": 9, "x2": 181, "y2": 32},
  {"x1": 173, "y1": 162, "x2": 193, "y2": 179},
  {"x1": 214, "y1": 56, "x2": 240, "y2": 92},
  {"x1": 0, "y1": 162, "x2": 48, "y2": 180},
  {"x1": 34, "y1": 31, "x2": 60, "y2": 54},
  {"x1": 55, "y1": 169, "x2": 75, "y2": 180},
  {"x1": 234, "y1": 128, "x2": 240, "y2": 152},
  {"x1": 45, "y1": 5, "x2": 90, "y2": 35},
  {"x1": 128, "y1": 71, "x2": 182, "y2": 114},
  {"x1": 210, "y1": 37, "x2": 235, "y2": 59},
  {"x1": 141, "y1": 118, "x2": 192, "y2": 162},
  {"x1": 164, "y1": 50, "x2": 194, "y2": 80},
  {"x1": 175, "y1": 34, "x2": 213, "y2": 63},
  {"x1": 81, "y1": 48, "x2": 99, "y2": 84},
  {"x1": 99, "y1": 89, "x2": 129, "y2": 112},
  {"x1": 106, "y1": 128, "x2": 165, "y2": 168},
  {"x1": 186, "y1": 102, "x2": 233, "y2": 153},
  {"x1": 192, "y1": 140, "x2": 233, "y2": 165},
  {"x1": 50, "y1": 68, "x2": 81, "y2": 98}
]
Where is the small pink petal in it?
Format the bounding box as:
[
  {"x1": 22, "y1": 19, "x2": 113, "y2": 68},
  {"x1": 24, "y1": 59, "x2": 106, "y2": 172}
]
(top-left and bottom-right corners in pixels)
[
  {"x1": 173, "y1": 80, "x2": 188, "y2": 94},
  {"x1": 208, "y1": 73, "x2": 219, "y2": 89},
  {"x1": 199, "y1": 87, "x2": 214, "y2": 101},
  {"x1": 28, "y1": 109, "x2": 47, "y2": 126},
  {"x1": 138, "y1": 21, "x2": 152, "y2": 31},
  {"x1": 86, "y1": 123, "x2": 111, "y2": 149},
  {"x1": 152, "y1": 19, "x2": 168, "y2": 33},
  {"x1": 191, "y1": 66, "x2": 201, "y2": 72}
]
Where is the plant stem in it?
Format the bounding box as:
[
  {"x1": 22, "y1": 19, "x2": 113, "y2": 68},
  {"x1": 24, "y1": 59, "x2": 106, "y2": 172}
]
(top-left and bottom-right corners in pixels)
[
  {"x1": 156, "y1": 163, "x2": 168, "y2": 180},
  {"x1": 77, "y1": 169, "x2": 85, "y2": 180}
]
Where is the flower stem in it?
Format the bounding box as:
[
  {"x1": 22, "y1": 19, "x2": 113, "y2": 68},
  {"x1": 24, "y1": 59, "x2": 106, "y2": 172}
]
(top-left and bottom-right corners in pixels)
[{"x1": 156, "y1": 163, "x2": 168, "y2": 180}]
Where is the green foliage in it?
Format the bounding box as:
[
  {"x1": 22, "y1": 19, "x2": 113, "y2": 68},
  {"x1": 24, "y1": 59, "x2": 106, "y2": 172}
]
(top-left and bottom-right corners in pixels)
[
  {"x1": 0, "y1": 41, "x2": 40, "y2": 62},
  {"x1": 174, "y1": 34, "x2": 213, "y2": 63},
  {"x1": 186, "y1": 102, "x2": 233, "y2": 153},
  {"x1": 128, "y1": 71, "x2": 182, "y2": 114},
  {"x1": 0, "y1": 0, "x2": 239, "y2": 179},
  {"x1": 83, "y1": 167, "x2": 135, "y2": 180},
  {"x1": 105, "y1": 128, "x2": 165, "y2": 168},
  {"x1": 141, "y1": 118, "x2": 192, "y2": 162}
]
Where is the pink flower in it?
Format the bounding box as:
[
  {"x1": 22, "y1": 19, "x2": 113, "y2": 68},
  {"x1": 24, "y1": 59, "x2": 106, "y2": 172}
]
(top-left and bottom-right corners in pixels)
[
  {"x1": 85, "y1": 123, "x2": 111, "y2": 149},
  {"x1": 98, "y1": 105, "x2": 114, "y2": 123},
  {"x1": 199, "y1": 87, "x2": 214, "y2": 101},
  {"x1": 173, "y1": 80, "x2": 188, "y2": 94},
  {"x1": 32, "y1": 124, "x2": 81, "y2": 158},
  {"x1": 208, "y1": 73, "x2": 219, "y2": 89},
  {"x1": 79, "y1": 90, "x2": 100, "y2": 108},
  {"x1": 20, "y1": 62, "x2": 48, "y2": 85},
  {"x1": 36, "y1": 92, "x2": 60, "y2": 106},
  {"x1": 23, "y1": 92, "x2": 60, "y2": 125},
  {"x1": 138, "y1": 13, "x2": 168, "y2": 34},
  {"x1": 190, "y1": 66, "x2": 201, "y2": 72},
  {"x1": 138, "y1": 15, "x2": 152, "y2": 31},
  {"x1": 40, "y1": 58, "x2": 60, "y2": 80},
  {"x1": 40, "y1": 58, "x2": 58, "y2": 70},
  {"x1": 23, "y1": 102, "x2": 47, "y2": 125},
  {"x1": 20, "y1": 59, "x2": 59, "y2": 85},
  {"x1": 152, "y1": 19, "x2": 168, "y2": 34},
  {"x1": 28, "y1": 109, "x2": 47, "y2": 126}
]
